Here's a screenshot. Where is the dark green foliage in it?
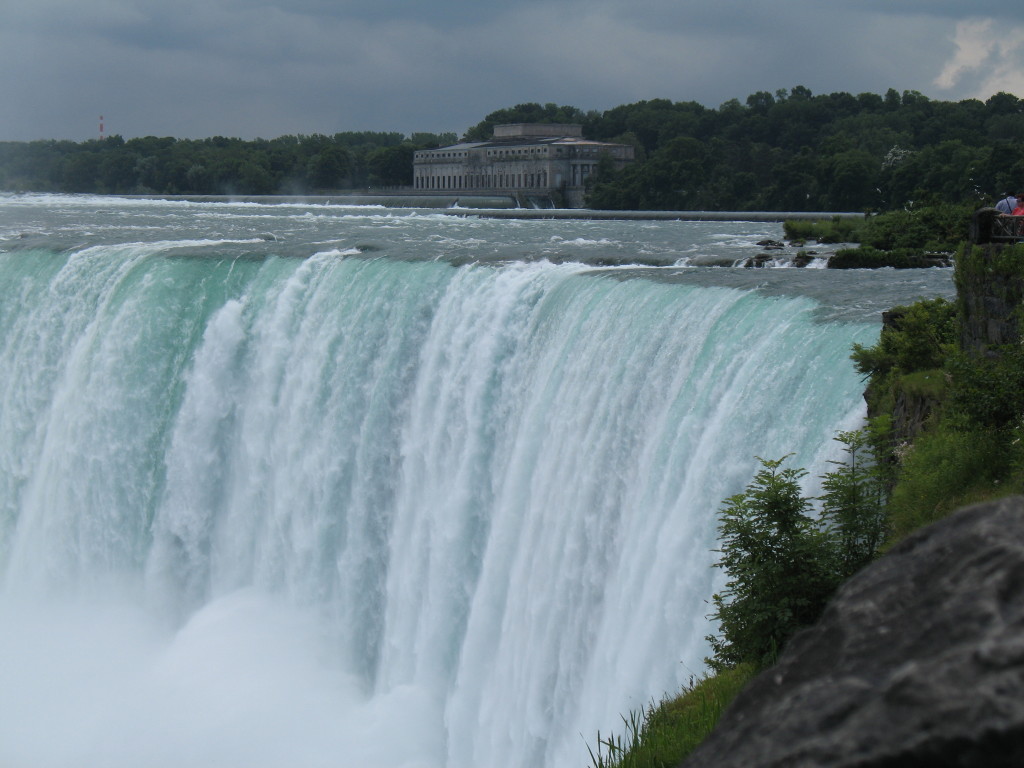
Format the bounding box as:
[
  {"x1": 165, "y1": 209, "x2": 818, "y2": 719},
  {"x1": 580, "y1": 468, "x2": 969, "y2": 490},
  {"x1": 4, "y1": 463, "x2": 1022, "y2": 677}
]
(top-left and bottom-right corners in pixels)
[
  {"x1": 851, "y1": 297, "x2": 956, "y2": 379},
  {"x1": 782, "y1": 217, "x2": 862, "y2": 243},
  {"x1": 708, "y1": 440, "x2": 893, "y2": 672},
  {"x1": 784, "y1": 203, "x2": 973, "y2": 268},
  {"x1": 784, "y1": 203, "x2": 974, "y2": 265},
  {"x1": 0, "y1": 131, "x2": 443, "y2": 195},
  {"x1": 857, "y1": 203, "x2": 975, "y2": 251},
  {"x1": 946, "y1": 346, "x2": 1024, "y2": 430},
  {"x1": 706, "y1": 457, "x2": 836, "y2": 671},
  {"x1": 886, "y1": 424, "x2": 1017, "y2": 538},
  {"x1": 306, "y1": 146, "x2": 352, "y2": 189},
  {"x1": 366, "y1": 143, "x2": 417, "y2": 187},
  {"x1": 819, "y1": 428, "x2": 892, "y2": 575},
  {"x1": 848, "y1": 253, "x2": 1024, "y2": 539},
  {"x1": 827, "y1": 246, "x2": 943, "y2": 269},
  {"x1": 955, "y1": 242, "x2": 1024, "y2": 285},
  {"x1": 586, "y1": 88, "x2": 1024, "y2": 211}
]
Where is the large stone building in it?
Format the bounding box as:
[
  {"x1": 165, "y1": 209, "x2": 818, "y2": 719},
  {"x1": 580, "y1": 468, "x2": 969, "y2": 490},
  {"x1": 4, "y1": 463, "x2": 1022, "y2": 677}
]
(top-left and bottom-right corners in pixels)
[{"x1": 412, "y1": 124, "x2": 635, "y2": 208}]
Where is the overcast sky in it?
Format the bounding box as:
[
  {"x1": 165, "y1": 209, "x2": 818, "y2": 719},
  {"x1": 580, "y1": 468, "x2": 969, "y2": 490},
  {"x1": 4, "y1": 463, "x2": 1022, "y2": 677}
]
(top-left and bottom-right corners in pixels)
[{"x1": 3, "y1": 0, "x2": 1024, "y2": 142}]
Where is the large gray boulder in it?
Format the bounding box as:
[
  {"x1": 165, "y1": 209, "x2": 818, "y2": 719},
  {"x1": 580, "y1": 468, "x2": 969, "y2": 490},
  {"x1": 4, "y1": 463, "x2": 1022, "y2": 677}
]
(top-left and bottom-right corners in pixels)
[{"x1": 683, "y1": 495, "x2": 1024, "y2": 767}]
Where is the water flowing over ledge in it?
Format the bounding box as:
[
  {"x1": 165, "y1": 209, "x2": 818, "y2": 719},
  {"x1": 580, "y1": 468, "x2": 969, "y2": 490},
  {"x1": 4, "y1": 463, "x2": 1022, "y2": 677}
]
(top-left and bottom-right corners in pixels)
[{"x1": 0, "y1": 197, "x2": 952, "y2": 768}]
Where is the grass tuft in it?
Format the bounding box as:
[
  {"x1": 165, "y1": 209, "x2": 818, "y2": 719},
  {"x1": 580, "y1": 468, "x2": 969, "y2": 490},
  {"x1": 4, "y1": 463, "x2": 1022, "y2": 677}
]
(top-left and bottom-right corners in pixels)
[{"x1": 586, "y1": 664, "x2": 755, "y2": 768}]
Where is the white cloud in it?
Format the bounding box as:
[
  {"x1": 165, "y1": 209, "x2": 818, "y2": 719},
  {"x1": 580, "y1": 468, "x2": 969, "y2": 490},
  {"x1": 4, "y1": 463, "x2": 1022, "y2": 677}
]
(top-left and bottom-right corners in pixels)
[
  {"x1": 935, "y1": 18, "x2": 1024, "y2": 98},
  {"x1": 935, "y1": 19, "x2": 996, "y2": 89}
]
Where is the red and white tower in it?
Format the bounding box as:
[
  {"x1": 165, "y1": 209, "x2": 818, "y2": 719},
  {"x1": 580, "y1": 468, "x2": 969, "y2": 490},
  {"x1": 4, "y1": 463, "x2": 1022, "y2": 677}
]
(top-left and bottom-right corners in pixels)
[{"x1": 99, "y1": 116, "x2": 105, "y2": 140}]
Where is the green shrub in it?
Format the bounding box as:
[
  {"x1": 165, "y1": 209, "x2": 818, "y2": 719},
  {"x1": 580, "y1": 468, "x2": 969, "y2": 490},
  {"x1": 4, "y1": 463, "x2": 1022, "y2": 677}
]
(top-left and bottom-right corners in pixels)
[
  {"x1": 886, "y1": 424, "x2": 1017, "y2": 538},
  {"x1": 898, "y1": 369, "x2": 947, "y2": 401},
  {"x1": 954, "y1": 242, "x2": 1024, "y2": 290},
  {"x1": 858, "y1": 203, "x2": 973, "y2": 252},
  {"x1": 708, "y1": 439, "x2": 894, "y2": 672},
  {"x1": 851, "y1": 297, "x2": 956, "y2": 378},
  {"x1": 946, "y1": 346, "x2": 1024, "y2": 430},
  {"x1": 782, "y1": 218, "x2": 863, "y2": 243},
  {"x1": 786, "y1": 204, "x2": 971, "y2": 266},
  {"x1": 706, "y1": 457, "x2": 837, "y2": 671},
  {"x1": 819, "y1": 427, "x2": 892, "y2": 575}
]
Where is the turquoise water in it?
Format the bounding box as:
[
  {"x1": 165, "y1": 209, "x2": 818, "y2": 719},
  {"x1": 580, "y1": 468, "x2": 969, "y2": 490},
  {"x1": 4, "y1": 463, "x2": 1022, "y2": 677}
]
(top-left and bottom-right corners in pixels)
[{"x1": 0, "y1": 195, "x2": 953, "y2": 767}]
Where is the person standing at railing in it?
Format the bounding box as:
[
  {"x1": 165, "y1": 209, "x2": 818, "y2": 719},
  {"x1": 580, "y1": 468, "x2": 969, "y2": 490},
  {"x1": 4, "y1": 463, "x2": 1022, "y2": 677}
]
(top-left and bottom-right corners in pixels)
[
  {"x1": 996, "y1": 192, "x2": 1019, "y2": 214},
  {"x1": 1011, "y1": 195, "x2": 1024, "y2": 236}
]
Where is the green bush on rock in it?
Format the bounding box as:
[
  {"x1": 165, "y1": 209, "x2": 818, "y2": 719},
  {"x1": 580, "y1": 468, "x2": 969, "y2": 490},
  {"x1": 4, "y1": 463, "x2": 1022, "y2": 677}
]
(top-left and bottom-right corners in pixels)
[
  {"x1": 782, "y1": 218, "x2": 862, "y2": 244},
  {"x1": 819, "y1": 427, "x2": 893, "y2": 576},
  {"x1": 707, "y1": 436, "x2": 891, "y2": 673},
  {"x1": 851, "y1": 297, "x2": 956, "y2": 379},
  {"x1": 706, "y1": 457, "x2": 835, "y2": 672}
]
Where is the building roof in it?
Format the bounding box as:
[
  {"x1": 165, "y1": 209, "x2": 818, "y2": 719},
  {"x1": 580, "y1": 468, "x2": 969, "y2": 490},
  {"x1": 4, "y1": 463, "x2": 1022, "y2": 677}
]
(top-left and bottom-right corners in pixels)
[
  {"x1": 493, "y1": 123, "x2": 583, "y2": 138},
  {"x1": 416, "y1": 135, "x2": 624, "y2": 156},
  {"x1": 412, "y1": 121, "x2": 627, "y2": 156}
]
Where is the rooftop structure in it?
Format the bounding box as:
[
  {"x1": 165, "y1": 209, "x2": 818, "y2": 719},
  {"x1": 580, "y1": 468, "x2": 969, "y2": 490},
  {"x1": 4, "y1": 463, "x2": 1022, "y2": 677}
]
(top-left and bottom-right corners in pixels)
[{"x1": 412, "y1": 124, "x2": 635, "y2": 208}]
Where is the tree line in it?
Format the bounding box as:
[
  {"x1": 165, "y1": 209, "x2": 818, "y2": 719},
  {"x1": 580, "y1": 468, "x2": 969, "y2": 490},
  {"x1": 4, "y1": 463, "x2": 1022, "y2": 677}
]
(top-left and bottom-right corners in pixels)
[
  {"x1": 467, "y1": 89, "x2": 1024, "y2": 211},
  {"x1": 584, "y1": 88, "x2": 1024, "y2": 211},
  {"x1": 0, "y1": 131, "x2": 456, "y2": 196},
  {"x1": 2, "y1": 86, "x2": 1024, "y2": 210}
]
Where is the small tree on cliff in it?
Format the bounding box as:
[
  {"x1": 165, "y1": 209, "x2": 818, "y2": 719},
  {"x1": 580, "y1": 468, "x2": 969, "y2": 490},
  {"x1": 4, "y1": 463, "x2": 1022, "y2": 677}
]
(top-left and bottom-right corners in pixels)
[
  {"x1": 819, "y1": 427, "x2": 892, "y2": 577},
  {"x1": 708, "y1": 443, "x2": 891, "y2": 672},
  {"x1": 707, "y1": 456, "x2": 838, "y2": 671}
]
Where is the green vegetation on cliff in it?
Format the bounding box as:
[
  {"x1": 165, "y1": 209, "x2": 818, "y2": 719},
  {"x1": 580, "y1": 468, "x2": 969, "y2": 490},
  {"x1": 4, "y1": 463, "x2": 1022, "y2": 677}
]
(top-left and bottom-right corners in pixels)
[
  {"x1": 880, "y1": 243, "x2": 1024, "y2": 536},
  {"x1": 588, "y1": 665, "x2": 756, "y2": 768}
]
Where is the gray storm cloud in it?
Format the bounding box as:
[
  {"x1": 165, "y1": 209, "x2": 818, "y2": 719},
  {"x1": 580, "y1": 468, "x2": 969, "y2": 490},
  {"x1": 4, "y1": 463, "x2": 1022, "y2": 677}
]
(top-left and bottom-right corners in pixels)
[{"x1": 0, "y1": 0, "x2": 1019, "y2": 140}]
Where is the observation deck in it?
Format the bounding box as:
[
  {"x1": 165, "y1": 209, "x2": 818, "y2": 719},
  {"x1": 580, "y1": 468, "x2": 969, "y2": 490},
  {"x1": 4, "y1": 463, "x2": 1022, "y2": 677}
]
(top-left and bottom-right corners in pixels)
[{"x1": 970, "y1": 208, "x2": 1024, "y2": 244}]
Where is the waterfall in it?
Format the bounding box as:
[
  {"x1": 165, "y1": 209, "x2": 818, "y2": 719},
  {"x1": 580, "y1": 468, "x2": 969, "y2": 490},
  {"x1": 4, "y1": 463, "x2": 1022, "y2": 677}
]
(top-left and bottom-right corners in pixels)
[{"x1": 0, "y1": 244, "x2": 874, "y2": 767}]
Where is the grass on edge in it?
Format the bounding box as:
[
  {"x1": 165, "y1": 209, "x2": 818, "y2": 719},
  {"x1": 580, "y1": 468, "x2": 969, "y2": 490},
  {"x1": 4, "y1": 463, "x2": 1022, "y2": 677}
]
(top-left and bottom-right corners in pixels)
[{"x1": 586, "y1": 664, "x2": 756, "y2": 768}]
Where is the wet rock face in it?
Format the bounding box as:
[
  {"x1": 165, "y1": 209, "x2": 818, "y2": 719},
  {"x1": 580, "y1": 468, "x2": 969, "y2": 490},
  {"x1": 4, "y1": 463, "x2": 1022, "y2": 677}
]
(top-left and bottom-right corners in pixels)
[{"x1": 682, "y1": 496, "x2": 1024, "y2": 768}]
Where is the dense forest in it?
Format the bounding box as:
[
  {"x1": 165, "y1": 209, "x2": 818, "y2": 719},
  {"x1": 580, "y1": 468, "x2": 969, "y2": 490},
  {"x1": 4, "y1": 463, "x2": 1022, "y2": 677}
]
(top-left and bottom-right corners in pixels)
[{"x1": 2, "y1": 86, "x2": 1024, "y2": 211}]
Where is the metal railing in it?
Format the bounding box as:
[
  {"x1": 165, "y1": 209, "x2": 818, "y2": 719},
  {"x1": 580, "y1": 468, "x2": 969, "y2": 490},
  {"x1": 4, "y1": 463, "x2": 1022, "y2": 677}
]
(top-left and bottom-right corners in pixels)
[
  {"x1": 970, "y1": 208, "x2": 1024, "y2": 244},
  {"x1": 989, "y1": 214, "x2": 1024, "y2": 241}
]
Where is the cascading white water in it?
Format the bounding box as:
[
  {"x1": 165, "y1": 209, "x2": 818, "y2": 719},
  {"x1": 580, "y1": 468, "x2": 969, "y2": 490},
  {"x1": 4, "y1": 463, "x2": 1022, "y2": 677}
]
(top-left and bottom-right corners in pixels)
[{"x1": 0, "y1": 228, "x2": 880, "y2": 767}]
